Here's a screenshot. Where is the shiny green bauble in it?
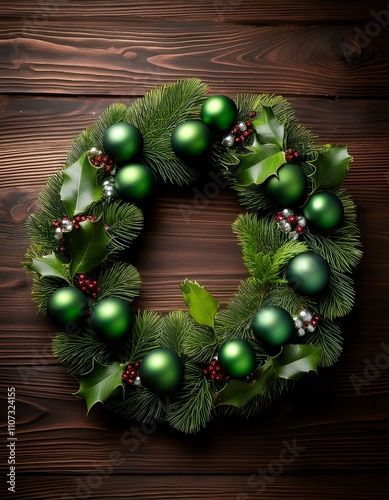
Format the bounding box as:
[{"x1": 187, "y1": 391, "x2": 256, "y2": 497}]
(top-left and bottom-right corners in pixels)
[
  {"x1": 114, "y1": 163, "x2": 154, "y2": 202},
  {"x1": 201, "y1": 95, "x2": 237, "y2": 131},
  {"x1": 218, "y1": 339, "x2": 256, "y2": 378},
  {"x1": 303, "y1": 191, "x2": 344, "y2": 232},
  {"x1": 139, "y1": 348, "x2": 184, "y2": 393},
  {"x1": 103, "y1": 122, "x2": 144, "y2": 163},
  {"x1": 47, "y1": 287, "x2": 88, "y2": 327},
  {"x1": 263, "y1": 163, "x2": 308, "y2": 207},
  {"x1": 171, "y1": 120, "x2": 212, "y2": 160},
  {"x1": 286, "y1": 251, "x2": 331, "y2": 296},
  {"x1": 90, "y1": 297, "x2": 133, "y2": 342},
  {"x1": 251, "y1": 306, "x2": 294, "y2": 347}
]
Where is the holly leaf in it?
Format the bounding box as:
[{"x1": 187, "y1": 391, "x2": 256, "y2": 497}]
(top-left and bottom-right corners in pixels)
[
  {"x1": 271, "y1": 343, "x2": 321, "y2": 379},
  {"x1": 236, "y1": 139, "x2": 286, "y2": 186},
  {"x1": 31, "y1": 251, "x2": 69, "y2": 280},
  {"x1": 74, "y1": 359, "x2": 125, "y2": 414},
  {"x1": 252, "y1": 106, "x2": 285, "y2": 149},
  {"x1": 309, "y1": 145, "x2": 352, "y2": 193},
  {"x1": 214, "y1": 344, "x2": 321, "y2": 408},
  {"x1": 60, "y1": 152, "x2": 103, "y2": 219},
  {"x1": 66, "y1": 217, "x2": 111, "y2": 276},
  {"x1": 180, "y1": 279, "x2": 219, "y2": 331}
]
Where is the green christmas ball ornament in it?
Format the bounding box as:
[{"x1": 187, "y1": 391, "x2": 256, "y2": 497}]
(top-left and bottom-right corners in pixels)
[
  {"x1": 263, "y1": 163, "x2": 308, "y2": 207},
  {"x1": 171, "y1": 120, "x2": 212, "y2": 160},
  {"x1": 103, "y1": 122, "x2": 144, "y2": 163},
  {"x1": 218, "y1": 339, "x2": 256, "y2": 378},
  {"x1": 303, "y1": 191, "x2": 344, "y2": 232},
  {"x1": 47, "y1": 287, "x2": 89, "y2": 328},
  {"x1": 90, "y1": 297, "x2": 133, "y2": 342},
  {"x1": 286, "y1": 251, "x2": 330, "y2": 296},
  {"x1": 140, "y1": 348, "x2": 184, "y2": 393},
  {"x1": 251, "y1": 305, "x2": 294, "y2": 347},
  {"x1": 201, "y1": 95, "x2": 237, "y2": 131},
  {"x1": 114, "y1": 163, "x2": 155, "y2": 202}
]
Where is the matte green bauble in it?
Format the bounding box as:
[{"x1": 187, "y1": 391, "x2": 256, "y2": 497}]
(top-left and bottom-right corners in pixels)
[
  {"x1": 47, "y1": 287, "x2": 88, "y2": 327},
  {"x1": 171, "y1": 120, "x2": 212, "y2": 160},
  {"x1": 103, "y1": 122, "x2": 144, "y2": 163},
  {"x1": 114, "y1": 163, "x2": 154, "y2": 202},
  {"x1": 201, "y1": 95, "x2": 237, "y2": 131},
  {"x1": 90, "y1": 297, "x2": 133, "y2": 341},
  {"x1": 303, "y1": 191, "x2": 344, "y2": 232},
  {"x1": 218, "y1": 339, "x2": 256, "y2": 378},
  {"x1": 251, "y1": 306, "x2": 294, "y2": 347},
  {"x1": 286, "y1": 251, "x2": 330, "y2": 296},
  {"x1": 139, "y1": 348, "x2": 184, "y2": 393},
  {"x1": 263, "y1": 163, "x2": 308, "y2": 207}
]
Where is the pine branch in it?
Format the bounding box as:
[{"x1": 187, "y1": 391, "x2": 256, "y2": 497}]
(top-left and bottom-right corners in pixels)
[
  {"x1": 129, "y1": 310, "x2": 162, "y2": 363},
  {"x1": 65, "y1": 129, "x2": 95, "y2": 168},
  {"x1": 31, "y1": 275, "x2": 68, "y2": 315},
  {"x1": 106, "y1": 385, "x2": 169, "y2": 423},
  {"x1": 302, "y1": 320, "x2": 343, "y2": 367},
  {"x1": 317, "y1": 269, "x2": 355, "y2": 321},
  {"x1": 158, "y1": 311, "x2": 193, "y2": 356},
  {"x1": 167, "y1": 363, "x2": 213, "y2": 434},
  {"x1": 263, "y1": 283, "x2": 316, "y2": 318},
  {"x1": 96, "y1": 201, "x2": 144, "y2": 252},
  {"x1": 97, "y1": 262, "x2": 142, "y2": 303},
  {"x1": 182, "y1": 323, "x2": 218, "y2": 364}
]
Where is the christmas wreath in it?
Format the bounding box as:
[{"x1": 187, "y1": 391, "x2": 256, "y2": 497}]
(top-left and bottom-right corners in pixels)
[{"x1": 25, "y1": 79, "x2": 362, "y2": 433}]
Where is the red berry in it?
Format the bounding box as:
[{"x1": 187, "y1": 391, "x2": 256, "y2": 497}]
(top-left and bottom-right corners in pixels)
[
  {"x1": 81, "y1": 286, "x2": 87, "y2": 292},
  {"x1": 310, "y1": 319, "x2": 318, "y2": 327},
  {"x1": 243, "y1": 130, "x2": 250, "y2": 137},
  {"x1": 79, "y1": 274, "x2": 85, "y2": 279},
  {"x1": 52, "y1": 221, "x2": 59, "y2": 227},
  {"x1": 60, "y1": 246, "x2": 66, "y2": 252},
  {"x1": 91, "y1": 293, "x2": 97, "y2": 299},
  {"x1": 287, "y1": 215, "x2": 297, "y2": 223},
  {"x1": 128, "y1": 379, "x2": 134, "y2": 385},
  {"x1": 79, "y1": 280, "x2": 85, "y2": 286},
  {"x1": 134, "y1": 362, "x2": 140, "y2": 368},
  {"x1": 74, "y1": 223, "x2": 80, "y2": 230},
  {"x1": 232, "y1": 126, "x2": 239, "y2": 134},
  {"x1": 296, "y1": 225, "x2": 304, "y2": 233},
  {"x1": 203, "y1": 369, "x2": 209, "y2": 376},
  {"x1": 248, "y1": 111, "x2": 256, "y2": 118},
  {"x1": 215, "y1": 374, "x2": 223, "y2": 382},
  {"x1": 294, "y1": 151, "x2": 300, "y2": 158},
  {"x1": 235, "y1": 137, "x2": 241, "y2": 143},
  {"x1": 275, "y1": 215, "x2": 284, "y2": 223},
  {"x1": 245, "y1": 121, "x2": 252, "y2": 128}
]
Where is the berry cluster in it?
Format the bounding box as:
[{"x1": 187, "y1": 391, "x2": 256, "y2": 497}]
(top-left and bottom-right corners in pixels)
[
  {"x1": 203, "y1": 358, "x2": 230, "y2": 383},
  {"x1": 275, "y1": 208, "x2": 307, "y2": 241},
  {"x1": 76, "y1": 274, "x2": 101, "y2": 298},
  {"x1": 293, "y1": 308, "x2": 320, "y2": 337},
  {"x1": 285, "y1": 147, "x2": 300, "y2": 163},
  {"x1": 88, "y1": 147, "x2": 114, "y2": 172},
  {"x1": 122, "y1": 362, "x2": 141, "y2": 386},
  {"x1": 222, "y1": 111, "x2": 256, "y2": 148}
]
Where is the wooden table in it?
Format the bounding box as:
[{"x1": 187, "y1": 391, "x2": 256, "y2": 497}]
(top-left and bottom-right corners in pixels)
[{"x1": 1, "y1": 2, "x2": 388, "y2": 499}]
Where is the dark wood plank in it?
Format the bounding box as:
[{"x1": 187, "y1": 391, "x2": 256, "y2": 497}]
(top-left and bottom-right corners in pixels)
[
  {"x1": 5, "y1": 474, "x2": 389, "y2": 500},
  {"x1": 1, "y1": 21, "x2": 389, "y2": 97},
  {"x1": 2, "y1": 0, "x2": 385, "y2": 23}
]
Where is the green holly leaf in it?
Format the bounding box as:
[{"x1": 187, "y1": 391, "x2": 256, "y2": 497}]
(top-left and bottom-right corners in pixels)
[
  {"x1": 236, "y1": 139, "x2": 286, "y2": 186},
  {"x1": 309, "y1": 145, "x2": 352, "y2": 193},
  {"x1": 180, "y1": 279, "x2": 219, "y2": 331},
  {"x1": 31, "y1": 251, "x2": 69, "y2": 280},
  {"x1": 60, "y1": 152, "x2": 103, "y2": 219},
  {"x1": 214, "y1": 344, "x2": 321, "y2": 408},
  {"x1": 74, "y1": 359, "x2": 125, "y2": 414},
  {"x1": 66, "y1": 217, "x2": 111, "y2": 276},
  {"x1": 252, "y1": 106, "x2": 285, "y2": 149}
]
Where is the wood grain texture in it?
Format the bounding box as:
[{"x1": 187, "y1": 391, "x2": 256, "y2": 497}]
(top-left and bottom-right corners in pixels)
[
  {"x1": 2, "y1": 0, "x2": 386, "y2": 23},
  {"x1": 1, "y1": 2, "x2": 389, "y2": 499},
  {"x1": 1, "y1": 21, "x2": 389, "y2": 97}
]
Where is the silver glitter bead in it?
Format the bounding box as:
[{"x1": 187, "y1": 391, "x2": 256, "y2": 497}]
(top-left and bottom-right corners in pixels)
[
  {"x1": 102, "y1": 179, "x2": 112, "y2": 187},
  {"x1": 237, "y1": 121, "x2": 247, "y2": 132},
  {"x1": 133, "y1": 376, "x2": 141, "y2": 387},
  {"x1": 104, "y1": 187, "x2": 114, "y2": 196},
  {"x1": 61, "y1": 219, "x2": 74, "y2": 233},
  {"x1": 307, "y1": 324, "x2": 316, "y2": 333},
  {"x1": 279, "y1": 220, "x2": 292, "y2": 232},
  {"x1": 297, "y1": 328, "x2": 306, "y2": 337},
  {"x1": 296, "y1": 216, "x2": 307, "y2": 228},
  {"x1": 282, "y1": 208, "x2": 294, "y2": 218},
  {"x1": 293, "y1": 317, "x2": 303, "y2": 328},
  {"x1": 222, "y1": 134, "x2": 236, "y2": 147},
  {"x1": 88, "y1": 147, "x2": 101, "y2": 155},
  {"x1": 288, "y1": 231, "x2": 299, "y2": 241},
  {"x1": 54, "y1": 227, "x2": 63, "y2": 240},
  {"x1": 298, "y1": 309, "x2": 313, "y2": 322}
]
